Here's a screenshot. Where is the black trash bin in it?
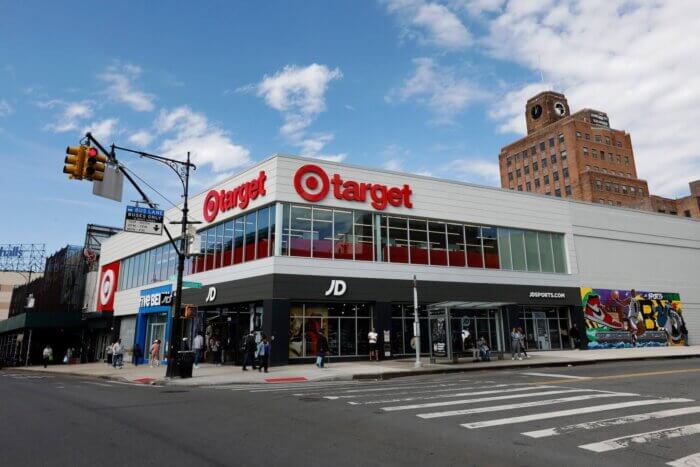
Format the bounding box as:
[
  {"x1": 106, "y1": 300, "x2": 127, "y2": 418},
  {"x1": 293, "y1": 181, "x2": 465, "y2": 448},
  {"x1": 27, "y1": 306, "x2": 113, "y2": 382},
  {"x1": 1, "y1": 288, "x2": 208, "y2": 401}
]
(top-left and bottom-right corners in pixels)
[{"x1": 177, "y1": 351, "x2": 195, "y2": 379}]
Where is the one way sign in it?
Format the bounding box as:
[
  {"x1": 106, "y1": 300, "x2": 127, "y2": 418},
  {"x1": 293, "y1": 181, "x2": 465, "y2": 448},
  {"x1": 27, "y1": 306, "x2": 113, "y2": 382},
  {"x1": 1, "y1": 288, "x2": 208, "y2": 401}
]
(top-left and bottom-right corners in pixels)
[{"x1": 124, "y1": 206, "x2": 164, "y2": 236}]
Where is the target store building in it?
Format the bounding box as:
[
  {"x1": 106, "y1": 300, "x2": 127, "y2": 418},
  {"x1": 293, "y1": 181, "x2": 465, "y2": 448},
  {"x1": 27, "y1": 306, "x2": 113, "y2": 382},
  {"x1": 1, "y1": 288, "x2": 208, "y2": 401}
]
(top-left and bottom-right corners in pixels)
[{"x1": 95, "y1": 155, "x2": 700, "y2": 365}]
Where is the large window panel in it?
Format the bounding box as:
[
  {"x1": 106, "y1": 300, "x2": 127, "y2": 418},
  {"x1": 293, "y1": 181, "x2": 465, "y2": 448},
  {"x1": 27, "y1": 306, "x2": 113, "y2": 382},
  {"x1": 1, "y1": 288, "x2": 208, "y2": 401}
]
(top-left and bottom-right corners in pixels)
[
  {"x1": 354, "y1": 211, "x2": 374, "y2": 261},
  {"x1": 538, "y1": 232, "x2": 555, "y2": 273},
  {"x1": 465, "y1": 225, "x2": 484, "y2": 268},
  {"x1": 481, "y1": 226, "x2": 500, "y2": 269},
  {"x1": 222, "y1": 220, "x2": 234, "y2": 266},
  {"x1": 268, "y1": 204, "x2": 276, "y2": 258},
  {"x1": 552, "y1": 234, "x2": 567, "y2": 273},
  {"x1": 233, "y1": 217, "x2": 245, "y2": 264},
  {"x1": 498, "y1": 228, "x2": 512, "y2": 270},
  {"x1": 162, "y1": 245, "x2": 171, "y2": 280},
  {"x1": 214, "y1": 223, "x2": 224, "y2": 269},
  {"x1": 510, "y1": 230, "x2": 527, "y2": 271},
  {"x1": 388, "y1": 216, "x2": 409, "y2": 263},
  {"x1": 446, "y1": 223, "x2": 466, "y2": 267},
  {"x1": 290, "y1": 205, "x2": 312, "y2": 257},
  {"x1": 340, "y1": 319, "x2": 357, "y2": 356},
  {"x1": 312, "y1": 207, "x2": 333, "y2": 259},
  {"x1": 281, "y1": 203, "x2": 290, "y2": 256},
  {"x1": 333, "y1": 209, "x2": 354, "y2": 260},
  {"x1": 167, "y1": 243, "x2": 177, "y2": 278},
  {"x1": 244, "y1": 211, "x2": 257, "y2": 262},
  {"x1": 524, "y1": 230, "x2": 541, "y2": 272},
  {"x1": 205, "y1": 228, "x2": 215, "y2": 271},
  {"x1": 428, "y1": 221, "x2": 448, "y2": 266},
  {"x1": 408, "y1": 219, "x2": 429, "y2": 265},
  {"x1": 256, "y1": 207, "x2": 270, "y2": 259}
]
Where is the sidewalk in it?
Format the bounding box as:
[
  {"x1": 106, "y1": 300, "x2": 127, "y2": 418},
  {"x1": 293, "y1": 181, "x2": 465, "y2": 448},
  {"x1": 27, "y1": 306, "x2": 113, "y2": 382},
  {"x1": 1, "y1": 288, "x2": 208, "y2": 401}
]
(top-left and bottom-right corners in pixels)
[{"x1": 9, "y1": 346, "x2": 700, "y2": 386}]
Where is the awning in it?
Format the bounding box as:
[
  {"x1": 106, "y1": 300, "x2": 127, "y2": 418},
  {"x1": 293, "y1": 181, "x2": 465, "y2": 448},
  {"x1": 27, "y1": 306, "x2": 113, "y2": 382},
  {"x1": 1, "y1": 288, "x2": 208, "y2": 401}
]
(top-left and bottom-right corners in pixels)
[{"x1": 428, "y1": 301, "x2": 515, "y2": 310}]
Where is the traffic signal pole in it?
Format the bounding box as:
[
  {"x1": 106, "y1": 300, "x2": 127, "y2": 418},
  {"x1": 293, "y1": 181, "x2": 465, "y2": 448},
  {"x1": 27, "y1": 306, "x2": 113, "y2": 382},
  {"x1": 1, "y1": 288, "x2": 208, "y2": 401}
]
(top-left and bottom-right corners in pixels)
[{"x1": 82, "y1": 133, "x2": 197, "y2": 377}]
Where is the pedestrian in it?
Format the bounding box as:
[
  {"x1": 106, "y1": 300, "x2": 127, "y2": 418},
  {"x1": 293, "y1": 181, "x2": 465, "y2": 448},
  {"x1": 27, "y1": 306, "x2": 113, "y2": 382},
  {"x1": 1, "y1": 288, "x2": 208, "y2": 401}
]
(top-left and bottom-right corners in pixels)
[
  {"x1": 477, "y1": 336, "x2": 491, "y2": 362},
  {"x1": 241, "y1": 332, "x2": 256, "y2": 371},
  {"x1": 112, "y1": 339, "x2": 124, "y2": 369},
  {"x1": 106, "y1": 342, "x2": 114, "y2": 365},
  {"x1": 42, "y1": 345, "x2": 53, "y2": 368},
  {"x1": 518, "y1": 327, "x2": 529, "y2": 359},
  {"x1": 193, "y1": 332, "x2": 204, "y2": 368},
  {"x1": 569, "y1": 323, "x2": 581, "y2": 349},
  {"x1": 316, "y1": 329, "x2": 329, "y2": 368},
  {"x1": 257, "y1": 334, "x2": 271, "y2": 373},
  {"x1": 133, "y1": 344, "x2": 142, "y2": 367},
  {"x1": 510, "y1": 327, "x2": 522, "y2": 360},
  {"x1": 150, "y1": 339, "x2": 161, "y2": 367},
  {"x1": 368, "y1": 327, "x2": 379, "y2": 361},
  {"x1": 626, "y1": 289, "x2": 641, "y2": 346}
]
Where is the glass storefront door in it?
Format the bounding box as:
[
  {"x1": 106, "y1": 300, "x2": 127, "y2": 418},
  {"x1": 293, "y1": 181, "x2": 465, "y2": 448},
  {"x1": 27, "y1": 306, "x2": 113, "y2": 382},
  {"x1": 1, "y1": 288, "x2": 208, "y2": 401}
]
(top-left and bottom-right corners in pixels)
[
  {"x1": 145, "y1": 313, "x2": 167, "y2": 360},
  {"x1": 520, "y1": 307, "x2": 572, "y2": 350},
  {"x1": 532, "y1": 312, "x2": 551, "y2": 350}
]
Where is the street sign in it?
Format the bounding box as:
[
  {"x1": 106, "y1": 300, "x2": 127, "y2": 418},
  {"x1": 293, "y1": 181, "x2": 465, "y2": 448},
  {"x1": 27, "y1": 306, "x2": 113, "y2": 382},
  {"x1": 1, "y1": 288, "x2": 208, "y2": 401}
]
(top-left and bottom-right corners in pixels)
[
  {"x1": 182, "y1": 281, "x2": 202, "y2": 289},
  {"x1": 124, "y1": 206, "x2": 164, "y2": 235},
  {"x1": 93, "y1": 165, "x2": 124, "y2": 202}
]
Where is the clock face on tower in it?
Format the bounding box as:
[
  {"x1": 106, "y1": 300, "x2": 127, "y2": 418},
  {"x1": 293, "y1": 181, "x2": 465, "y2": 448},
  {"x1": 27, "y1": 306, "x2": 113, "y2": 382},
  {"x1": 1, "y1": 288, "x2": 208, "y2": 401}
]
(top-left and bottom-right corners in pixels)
[
  {"x1": 531, "y1": 104, "x2": 543, "y2": 119},
  {"x1": 554, "y1": 101, "x2": 567, "y2": 117}
]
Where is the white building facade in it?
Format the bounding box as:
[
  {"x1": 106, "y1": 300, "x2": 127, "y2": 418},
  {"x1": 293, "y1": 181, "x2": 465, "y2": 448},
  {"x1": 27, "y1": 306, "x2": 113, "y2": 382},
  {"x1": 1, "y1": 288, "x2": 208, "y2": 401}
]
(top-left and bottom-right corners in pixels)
[{"x1": 95, "y1": 155, "x2": 700, "y2": 365}]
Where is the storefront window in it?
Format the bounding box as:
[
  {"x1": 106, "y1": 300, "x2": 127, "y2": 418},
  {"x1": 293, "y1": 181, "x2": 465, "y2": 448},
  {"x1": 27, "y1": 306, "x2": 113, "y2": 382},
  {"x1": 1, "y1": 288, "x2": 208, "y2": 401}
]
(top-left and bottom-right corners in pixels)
[
  {"x1": 312, "y1": 207, "x2": 333, "y2": 259},
  {"x1": 524, "y1": 230, "x2": 540, "y2": 272},
  {"x1": 510, "y1": 230, "x2": 527, "y2": 271},
  {"x1": 446, "y1": 223, "x2": 466, "y2": 267},
  {"x1": 498, "y1": 228, "x2": 512, "y2": 270},
  {"x1": 256, "y1": 207, "x2": 270, "y2": 259},
  {"x1": 290, "y1": 205, "x2": 312, "y2": 257},
  {"x1": 354, "y1": 212, "x2": 374, "y2": 261},
  {"x1": 409, "y1": 219, "x2": 429, "y2": 265},
  {"x1": 388, "y1": 216, "x2": 409, "y2": 263},
  {"x1": 465, "y1": 225, "x2": 483, "y2": 268},
  {"x1": 429, "y1": 221, "x2": 448, "y2": 266},
  {"x1": 334, "y1": 209, "x2": 354, "y2": 260},
  {"x1": 234, "y1": 217, "x2": 244, "y2": 264},
  {"x1": 244, "y1": 211, "x2": 257, "y2": 262},
  {"x1": 538, "y1": 232, "x2": 554, "y2": 273},
  {"x1": 552, "y1": 235, "x2": 567, "y2": 273},
  {"x1": 223, "y1": 220, "x2": 234, "y2": 267},
  {"x1": 214, "y1": 223, "x2": 224, "y2": 269},
  {"x1": 482, "y1": 227, "x2": 499, "y2": 269},
  {"x1": 281, "y1": 203, "x2": 290, "y2": 256}
]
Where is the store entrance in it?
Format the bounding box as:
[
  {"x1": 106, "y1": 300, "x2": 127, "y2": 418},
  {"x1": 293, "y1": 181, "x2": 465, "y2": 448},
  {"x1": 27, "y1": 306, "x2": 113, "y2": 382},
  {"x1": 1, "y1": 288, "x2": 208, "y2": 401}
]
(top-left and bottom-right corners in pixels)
[
  {"x1": 520, "y1": 307, "x2": 573, "y2": 350},
  {"x1": 198, "y1": 303, "x2": 262, "y2": 365},
  {"x1": 532, "y1": 312, "x2": 551, "y2": 350}
]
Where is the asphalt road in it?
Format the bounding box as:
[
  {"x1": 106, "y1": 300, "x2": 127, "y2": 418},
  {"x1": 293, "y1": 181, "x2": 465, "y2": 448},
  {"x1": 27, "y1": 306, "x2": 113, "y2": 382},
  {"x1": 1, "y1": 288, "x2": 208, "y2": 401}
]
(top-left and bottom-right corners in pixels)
[{"x1": 3, "y1": 359, "x2": 700, "y2": 467}]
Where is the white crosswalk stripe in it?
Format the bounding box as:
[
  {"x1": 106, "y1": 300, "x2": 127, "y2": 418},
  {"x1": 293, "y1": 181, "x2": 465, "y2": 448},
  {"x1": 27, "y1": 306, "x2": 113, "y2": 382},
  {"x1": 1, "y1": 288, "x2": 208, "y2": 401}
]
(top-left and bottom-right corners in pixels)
[
  {"x1": 417, "y1": 392, "x2": 637, "y2": 419},
  {"x1": 521, "y1": 404, "x2": 700, "y2": 437},
  {"x1": 579, "y1": 423, "x2": 700, "y2": 453},
  {"x1": 382, "y1": 388, "x2": 606, "y2": 412},
  {"x1": 667, "y1": 452, "x2": 700, "y2": 466},
  {"x1": 323, "y1": 382, "x2": 513, "y2": 400},
  {"x1": 346, "y1": 384, "x2": 555, "y2": 405},
  {"x1": 520, "y1": 372, "x2": 589, "y2": 380}
]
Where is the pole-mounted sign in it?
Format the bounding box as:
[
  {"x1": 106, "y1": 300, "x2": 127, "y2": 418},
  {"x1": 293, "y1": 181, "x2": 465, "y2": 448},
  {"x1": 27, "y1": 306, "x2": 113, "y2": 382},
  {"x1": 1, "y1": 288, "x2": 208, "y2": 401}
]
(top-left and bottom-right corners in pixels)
[{"x1": 124, "y1": 206, "x2": 164, "y2": 235}]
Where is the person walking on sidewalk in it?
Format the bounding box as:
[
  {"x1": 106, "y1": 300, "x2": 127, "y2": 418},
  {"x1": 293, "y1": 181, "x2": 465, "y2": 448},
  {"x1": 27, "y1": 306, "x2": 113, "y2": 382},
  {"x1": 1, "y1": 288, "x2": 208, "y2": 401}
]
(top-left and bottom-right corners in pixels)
[
  {"x1": 210, "y1": 336, "x2": 222, "y2": 366},
  {"x1": 518, "y1": 327, "x2": 529, "y2": 359},
  {"x1": 242, "y1": 331, "x2": 256, "y2": 371},
  {"x1": 112, "y1": 339, "x2": 124, "y2": 369},
  {"x1": 569, "y1": 324, "x2": 581, "y2": 349},
  {"x1": 42, "y1": 345, "x2": 53, "y2": 368},
  {"x1": 257, "y1": 334, "x2": 271, "y2": 373},
  {"x1": 193, "y1": 332, "x2": 204, "y2": 368},
  {"x1": 511, "y1": 328, "x2": 522, "y2": 360},
  {"x1": 316, "y1": 329, "x2": 329, "y2": 368},
  {"x1": 150, "y1": 339, "x2": 161, "y2": 367},
  {"x1": 368, "y1": 328, "x2": 379, "y2": 362}
]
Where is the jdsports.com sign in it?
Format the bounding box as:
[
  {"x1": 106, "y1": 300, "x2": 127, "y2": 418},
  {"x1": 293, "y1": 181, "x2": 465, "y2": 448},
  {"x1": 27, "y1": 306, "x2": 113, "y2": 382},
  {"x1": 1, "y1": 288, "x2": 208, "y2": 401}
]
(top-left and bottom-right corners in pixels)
[{"x1": 294, "y1": 164, "x2": 413, "y2": 210}]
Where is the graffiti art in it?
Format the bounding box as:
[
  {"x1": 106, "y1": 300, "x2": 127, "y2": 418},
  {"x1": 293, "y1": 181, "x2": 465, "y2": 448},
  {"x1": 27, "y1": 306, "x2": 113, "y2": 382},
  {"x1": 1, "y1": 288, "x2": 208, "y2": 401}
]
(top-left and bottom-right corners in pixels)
[{"x1": 580, "y1": 288, "x2": 686, "y2": 349}]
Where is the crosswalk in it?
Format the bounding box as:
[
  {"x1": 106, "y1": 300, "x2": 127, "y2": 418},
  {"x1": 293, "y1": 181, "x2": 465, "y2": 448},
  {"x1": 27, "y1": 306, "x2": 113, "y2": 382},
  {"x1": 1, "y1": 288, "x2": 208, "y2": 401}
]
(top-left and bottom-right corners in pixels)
[{"x1": 223, "y1": 374, "x2": 700, "y2": 465}]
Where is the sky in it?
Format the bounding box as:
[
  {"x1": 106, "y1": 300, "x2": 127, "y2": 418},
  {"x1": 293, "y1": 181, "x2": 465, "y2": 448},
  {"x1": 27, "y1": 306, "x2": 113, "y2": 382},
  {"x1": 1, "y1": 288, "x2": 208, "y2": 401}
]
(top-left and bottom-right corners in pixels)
[{"x1": 1, "y1": 0, "x2": 699, "y2": 254}]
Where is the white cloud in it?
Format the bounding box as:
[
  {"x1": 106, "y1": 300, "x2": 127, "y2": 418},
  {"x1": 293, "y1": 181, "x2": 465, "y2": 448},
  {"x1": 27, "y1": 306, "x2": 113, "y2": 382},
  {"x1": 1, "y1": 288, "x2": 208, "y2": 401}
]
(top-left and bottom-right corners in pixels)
[
  {"x1": 0, "y1": 99, "x2": 12, "y2": 117},
  {"x1": 441, "y1": 158, "x2": 500, "y2": 184},
  {"x1": 383, "y1": 0, "x2": 472, "y2": 50},
  {"x1": 384, "y1": 158, "x2": 404, "y2": 171},
  {"x1": 83, "y1": 118, "x2": 118, "y2": 142},
  {"x1": 155, "y1": 106, "x2": 251, "y2": 172},
  {"x1": 40, "y1": 99, "x2": 94, "y2": 133},
  {"x1": 100, "y1": 63, "x2": 155, "y2": 112},
  {"x1": 481, "y1": 0, "x2": 700, "y2": 196},
  {"x1": 387, "y1": 57, "x2": 484, "y2": 123},
  {"x1": 255, "y1": 63, "x2": 343, "y2": 159},
  {"x1": 449, "y1": 0, "x2": 505, "y2": 16},
  {"x1": 128, "y1": 130, "x2": 154, "y2": 147}
]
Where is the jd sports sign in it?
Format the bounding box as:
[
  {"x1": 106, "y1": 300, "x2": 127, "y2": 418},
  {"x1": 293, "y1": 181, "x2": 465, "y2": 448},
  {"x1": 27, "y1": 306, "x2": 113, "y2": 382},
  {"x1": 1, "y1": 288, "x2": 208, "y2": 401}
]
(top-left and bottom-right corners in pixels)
[{"x1": 324, "y1": 279, "x2": 347, "y2": 297}]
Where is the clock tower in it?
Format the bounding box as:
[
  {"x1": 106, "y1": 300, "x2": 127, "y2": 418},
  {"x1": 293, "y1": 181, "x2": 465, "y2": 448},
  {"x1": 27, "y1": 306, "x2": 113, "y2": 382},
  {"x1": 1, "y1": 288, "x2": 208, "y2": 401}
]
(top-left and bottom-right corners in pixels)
[{"x1": 525, "y1": 91, "x2": 570, "y2": 134}]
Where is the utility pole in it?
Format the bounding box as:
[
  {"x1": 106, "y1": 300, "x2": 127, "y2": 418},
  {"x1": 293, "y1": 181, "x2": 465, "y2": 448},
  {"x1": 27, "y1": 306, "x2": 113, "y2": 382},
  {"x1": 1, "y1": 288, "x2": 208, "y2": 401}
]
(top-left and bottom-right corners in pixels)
[{"x1": 413, "y1": 275, "x2": 422, "y2": 368}]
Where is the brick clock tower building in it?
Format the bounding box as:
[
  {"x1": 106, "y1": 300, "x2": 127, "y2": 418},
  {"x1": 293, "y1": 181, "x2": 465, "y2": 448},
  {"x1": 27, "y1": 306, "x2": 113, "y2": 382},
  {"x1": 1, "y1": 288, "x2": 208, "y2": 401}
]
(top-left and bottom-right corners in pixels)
[{"x1": 498, "y1": 91, "x2": 651, "y2": 209}]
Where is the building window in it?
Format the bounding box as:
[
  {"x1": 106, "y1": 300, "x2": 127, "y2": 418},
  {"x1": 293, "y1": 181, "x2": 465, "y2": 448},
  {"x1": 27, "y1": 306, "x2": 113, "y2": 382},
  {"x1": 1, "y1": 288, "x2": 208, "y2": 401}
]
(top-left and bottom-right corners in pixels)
[
  {"x1": 545, "y1": 190, "x2": 551, "y2": 196},
  {"x1": 586, "y1": 165, "x2": 591, "y2": 170},
  {"x1": 624, "y1": 156, "x2": 630, "y2": 164},
  {"x1": 605, "y1": 182, "x2": 611, "y2": 191},
  {"x1": 560, "y1": 150, "x2": 567, "y2": 160},
  {"x1": 497, "y1": 228, "x2": 566, "y2": 273},
  {"x1": 596, "y1": 180, "x2": 603, "y2": 190},
  {"x1": 613, "y1": 184, "x2": 619, "y2": 193},
  {"x1": 622, "y1": 185, "x2": 628, "y2": 195},
  {"x1": 526, "y1": 182, "x2": 532, "y2": 191},
  {"x1": 507, "y1": 157, "x2": 512, "y2": 166},
  {"x1": 535, "y1": 178, "x2": 541, "y2": 188},
  {"x1": 533, "y1": 161, "x2": 539, "y2": 172},
  {"x1": 544, "y1": 175, "x2": 550, "y2": 185},
  {"x1": 585, "y1": 133, "x2": 590, "y2": 140},
  {"x1": 555, "y1": 188, "x2": 561, "y2": 197},
  {"x1": 538, "y1": 142, "x2": 544, "y2": 152},
  {"x1": 516, "y1": 169, "x2": 521, "y2": 177},
  {"x1": 465, "y1": 226, "x2": 484, "y2": 268},
  {"x1": 576, "y1": 131, "x2": 582, "y2": 138},
  {"x1": 616, "y1": 154, "x2": 621, "y2": 163},
  {"x1": 562, "y1": 168, "x2": 569, "y2": 178},
  {"x1": 530, "y1": 146, "x2": 536, "y2": 155},
  {"x1": 602, "y1": 168, "x2": 607, "y2": 174},
  {"x1": 617, "y1": 141, "x2": 623, "y2": 147},
  {"x1": 524, "y1": 165, "x2": 530, "y2": 174},
  {"x1": 630, "y1": 186, "x2": 636, "y2": 195},
  {"x1": 558, "y1": 133, "x2": 565, "y2": 144},
  {"x1": 565, "y1": 185, "x2": 572, "y2": 196},
  {"x1": 594, "y1": 166, "x2": 599, "y2": 171},
  {"x1": 608, "y1": 200, "x2": 614, "y2": 206},
  {"x1": 608, "y1": 152, "x2": 614, "y2": 161},
  {"x1": 639, "y1": 188, "x2": 644, "y2": 196},
  {"x1": 583, "y1": 147, "x2": 589, "y2": 157},
  {"x1": 548, "y1": 137, "x2": 555, "y2": 147},
  {"x1": 617, "y1": 201, "x2": 622, "y2": 206},
  {"x1": 658, "y1": 209, "x2": 666, "y2": 213},
  {"x1": 605, "y1": 137, "x2": 611, "y2": 145},
  {"x1": 599, "y1": 199, "x2": 605, "y2": 204},
  {"x1": 517, "y1": 185, "x2": 523, "y2": 191},
  {"x1": 551, "y1": 154, "x2": 557, "y2": 163},
  {"x1": 541, "y1": 158, "x2": 548, "y2": 168},
  {"x1": 515, "y1": 153, "x2": 521, "y2": 162},
  {"x1": 592, "y1": 149, "x2": 598, "y2": 159},
  {"x1": 553, "y1": 171, "x2": 559, "y2": 182},
  {"x1": 595, "y1": 135, "x2": 602, "y2": 142},
  {"x1": 508, "y1": 172, "x2": 513, "y2": 181},
  {"x1": 446, "y1": 223, "x2": 466, "y2": 267},
  {"x1": 685, "y1": 210, "x2": 692, "y2": 217}
]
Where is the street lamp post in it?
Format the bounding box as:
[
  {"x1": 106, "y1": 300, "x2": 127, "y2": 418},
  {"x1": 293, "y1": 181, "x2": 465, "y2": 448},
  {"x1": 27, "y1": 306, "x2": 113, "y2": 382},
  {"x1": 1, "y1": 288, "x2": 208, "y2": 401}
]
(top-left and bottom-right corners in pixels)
[{"x1": 413, "y1": 275, "x2": 422, "y2": 368}]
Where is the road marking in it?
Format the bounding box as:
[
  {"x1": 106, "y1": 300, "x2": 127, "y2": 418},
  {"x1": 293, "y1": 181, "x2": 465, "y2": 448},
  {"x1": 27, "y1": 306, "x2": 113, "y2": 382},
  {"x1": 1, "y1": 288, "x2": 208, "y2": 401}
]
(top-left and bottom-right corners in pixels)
[
  {"x1": 521, "y1": 372, "x2": 588, "y2": 380},
  {"x1": 383, "y1": 388, "x2": 601, "y2": 412},
  {"x1": 529, "y1": 368, "x2": 700, "y2": 385},
  {"x1": 417, "y1": 393, "x2": 636, "y2": 419},
  {"x1": 323, "y1": 383, "x2": 521, "y2": 400},
  {"x1": 81, "y1": 381, "x2": 114, "y2": 387},
  {"x1": 522, "y1": 404, "x2": 700, "y2": 437},
  {"x1": 667, "y1": 452, "x2": 700, "y2": 466},
  {"x1": 579, "y1": 423, "x2": 700, "y2": 453},
  {"x1": 347, "y1": 385, "x2": 560, "y2": 405}
]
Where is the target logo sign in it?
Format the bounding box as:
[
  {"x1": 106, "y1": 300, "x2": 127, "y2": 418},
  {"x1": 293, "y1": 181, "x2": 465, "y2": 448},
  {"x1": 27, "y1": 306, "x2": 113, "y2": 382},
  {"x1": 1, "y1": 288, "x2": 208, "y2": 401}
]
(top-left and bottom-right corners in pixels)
[
  {"x1": 202, "y1": 171, "x2": 267, "y2": 223},
  {"x1": 97, "y1": 262, "x2": 120, "y2": 312},
  {"x1": 293, "y1": 164, "x2": 413, "y2": 210}
]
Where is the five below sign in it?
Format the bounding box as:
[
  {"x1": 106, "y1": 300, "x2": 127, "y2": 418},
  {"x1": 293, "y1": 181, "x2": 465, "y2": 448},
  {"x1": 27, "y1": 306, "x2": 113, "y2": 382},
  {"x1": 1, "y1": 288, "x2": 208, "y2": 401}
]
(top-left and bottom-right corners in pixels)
[{"x1": 124, "y1": 206, "x2": 164, "y2": 236}]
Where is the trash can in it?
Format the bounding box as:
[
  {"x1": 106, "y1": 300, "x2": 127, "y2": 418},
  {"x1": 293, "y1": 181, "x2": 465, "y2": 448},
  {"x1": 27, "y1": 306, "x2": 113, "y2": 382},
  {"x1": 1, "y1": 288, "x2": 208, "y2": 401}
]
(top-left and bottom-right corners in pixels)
[{"x1": 177, "y1": 351, "x2": 195, "y2": 379}]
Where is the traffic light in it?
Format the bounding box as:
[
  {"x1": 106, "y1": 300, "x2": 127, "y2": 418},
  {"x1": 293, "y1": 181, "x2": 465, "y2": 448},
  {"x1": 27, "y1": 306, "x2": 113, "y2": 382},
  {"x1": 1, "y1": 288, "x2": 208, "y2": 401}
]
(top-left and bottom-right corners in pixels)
[
  {"x1": 64, "y1": 146, "x2": 86, "y2": 179},
  {"x1": 84, "y1": 146, "x2": 107, "y2": 181}
]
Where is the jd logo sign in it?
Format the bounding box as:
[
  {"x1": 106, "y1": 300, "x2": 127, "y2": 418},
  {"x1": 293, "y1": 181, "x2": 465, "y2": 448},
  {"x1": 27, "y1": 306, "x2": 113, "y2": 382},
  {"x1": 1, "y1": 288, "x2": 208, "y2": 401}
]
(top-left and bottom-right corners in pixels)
[
  {"x1": 324, "y1": 279, "x2": 347, "y2": 297},
  {"x1": 205, "y1": 286, "x2": 217, "y2": 303}
]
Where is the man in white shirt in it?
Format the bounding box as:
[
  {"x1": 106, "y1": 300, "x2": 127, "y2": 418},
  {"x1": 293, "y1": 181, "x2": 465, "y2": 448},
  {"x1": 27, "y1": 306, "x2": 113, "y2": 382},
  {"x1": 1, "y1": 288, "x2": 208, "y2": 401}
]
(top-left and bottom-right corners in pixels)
[
  {"x1": 368, "y1": 328, "x2": 379, "y2": 361},
  {"x1": 193, "y1": 332, "x2": 204, "y2": 368}
]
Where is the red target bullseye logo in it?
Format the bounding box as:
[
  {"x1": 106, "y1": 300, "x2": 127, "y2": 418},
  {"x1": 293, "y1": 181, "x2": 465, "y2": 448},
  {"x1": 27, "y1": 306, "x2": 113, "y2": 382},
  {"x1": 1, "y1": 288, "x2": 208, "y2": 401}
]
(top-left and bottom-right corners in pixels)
[
  {"x1": 203, "y1": 190, "x2": 220, "y2": 223},
  {"x1": 294, "y1": 164, "x2": 330, "y2": 202}
]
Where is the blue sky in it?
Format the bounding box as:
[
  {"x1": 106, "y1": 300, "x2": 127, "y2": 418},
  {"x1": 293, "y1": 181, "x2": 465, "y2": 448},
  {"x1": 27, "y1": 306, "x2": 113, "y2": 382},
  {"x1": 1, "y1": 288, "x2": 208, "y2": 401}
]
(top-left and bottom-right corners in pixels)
[{"x1": 1, "y1": 1, "x2": 698, "y2": 254}]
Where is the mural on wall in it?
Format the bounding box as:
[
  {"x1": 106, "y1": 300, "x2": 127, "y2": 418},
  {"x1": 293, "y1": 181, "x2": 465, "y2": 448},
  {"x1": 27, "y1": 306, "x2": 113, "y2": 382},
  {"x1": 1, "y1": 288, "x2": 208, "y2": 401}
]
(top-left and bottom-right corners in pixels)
[{"x1": 581, "y1": 288, "x2": 686, "y2": 348}]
